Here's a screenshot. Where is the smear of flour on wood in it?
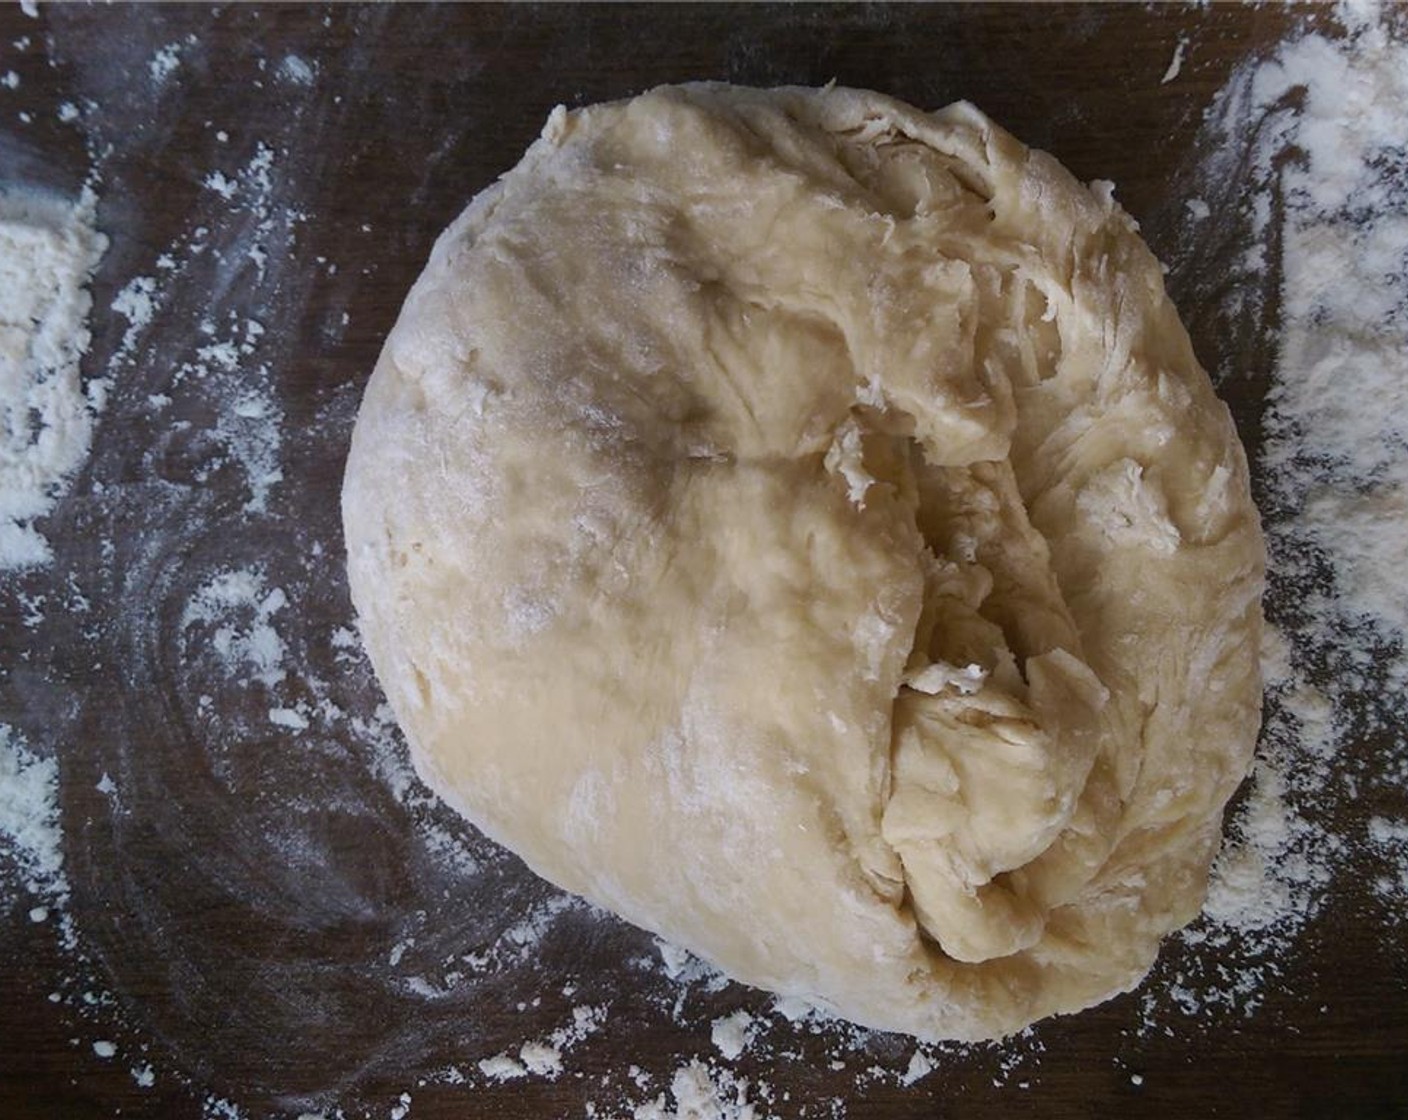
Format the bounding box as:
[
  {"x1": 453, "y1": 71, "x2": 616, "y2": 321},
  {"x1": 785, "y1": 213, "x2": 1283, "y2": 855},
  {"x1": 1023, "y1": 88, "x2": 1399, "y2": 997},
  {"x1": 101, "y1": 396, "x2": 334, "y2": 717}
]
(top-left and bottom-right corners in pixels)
[{"x1": 0, "y1": 186, "x2": 107, "y2": 568}]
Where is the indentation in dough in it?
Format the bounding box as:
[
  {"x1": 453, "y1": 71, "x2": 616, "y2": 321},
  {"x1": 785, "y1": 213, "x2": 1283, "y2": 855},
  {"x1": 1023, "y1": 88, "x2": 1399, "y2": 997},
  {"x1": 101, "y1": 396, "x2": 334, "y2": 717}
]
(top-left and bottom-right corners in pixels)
[{"x1": 819, "y1": 401, "x2": 1106, "y2": 965}]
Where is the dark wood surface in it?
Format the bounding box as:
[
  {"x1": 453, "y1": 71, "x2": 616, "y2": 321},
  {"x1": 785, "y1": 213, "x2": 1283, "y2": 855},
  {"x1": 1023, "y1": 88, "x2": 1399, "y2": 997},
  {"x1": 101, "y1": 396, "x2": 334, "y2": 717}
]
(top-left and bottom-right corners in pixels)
[{"x1": 2, "y1": 4, "x2": 1405, "y2": 1118}]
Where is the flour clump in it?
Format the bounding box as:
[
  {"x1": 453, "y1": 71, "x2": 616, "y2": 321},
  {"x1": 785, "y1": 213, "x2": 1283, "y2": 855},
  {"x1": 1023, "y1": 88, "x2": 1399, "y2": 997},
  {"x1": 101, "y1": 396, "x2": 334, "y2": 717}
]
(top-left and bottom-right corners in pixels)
[{"x1": 342, "y1": 84, "x2": 1265, "y2": 1040}]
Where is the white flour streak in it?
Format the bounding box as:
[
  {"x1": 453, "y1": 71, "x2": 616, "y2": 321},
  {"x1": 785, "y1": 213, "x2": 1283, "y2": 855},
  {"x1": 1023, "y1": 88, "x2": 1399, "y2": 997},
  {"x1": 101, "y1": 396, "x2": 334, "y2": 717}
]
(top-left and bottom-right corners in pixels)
[
  {"x1": 0, "y1": 186, "x2": 107, "y2": 569},
  {"x1": 1161, "y1": 36, "x2": 1188, "y2": 85},
  {"x1": 1149, "y1": 1, "x2": 1408, "y2": 1018},
  {"x1": 0, "y1": 725, "x2": 67, "y2": 906}
]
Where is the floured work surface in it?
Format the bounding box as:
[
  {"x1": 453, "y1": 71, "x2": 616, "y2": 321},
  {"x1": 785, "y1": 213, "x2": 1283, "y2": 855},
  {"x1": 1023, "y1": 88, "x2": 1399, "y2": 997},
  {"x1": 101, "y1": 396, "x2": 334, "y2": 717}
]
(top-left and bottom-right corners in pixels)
[{"x1": 1, "y1": 5, "x2": 1406, "y2": 1119}]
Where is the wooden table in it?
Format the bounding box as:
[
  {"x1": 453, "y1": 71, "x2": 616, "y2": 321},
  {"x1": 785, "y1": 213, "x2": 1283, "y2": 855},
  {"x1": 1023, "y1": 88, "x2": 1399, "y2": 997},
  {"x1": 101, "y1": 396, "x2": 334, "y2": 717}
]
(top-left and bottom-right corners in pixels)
[{"x1": 2, "y1": 4, "x2": 1404, "y2": 1118}]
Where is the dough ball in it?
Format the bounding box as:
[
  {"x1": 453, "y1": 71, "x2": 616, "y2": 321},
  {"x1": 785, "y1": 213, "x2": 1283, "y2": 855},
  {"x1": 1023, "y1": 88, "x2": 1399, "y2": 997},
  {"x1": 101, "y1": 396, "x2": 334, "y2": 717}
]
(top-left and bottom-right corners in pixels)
[{"x1": 341, "y1": 84, "x2": 1265, "y2": 1041}]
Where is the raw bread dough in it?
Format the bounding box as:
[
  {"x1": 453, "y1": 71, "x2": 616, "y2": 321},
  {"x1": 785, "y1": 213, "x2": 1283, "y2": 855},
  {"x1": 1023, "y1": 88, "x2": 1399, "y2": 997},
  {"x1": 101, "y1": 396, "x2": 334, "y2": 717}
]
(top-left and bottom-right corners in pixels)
[{"x1": 342, "y1": 84, "x2": 1265, "y2": 1041}]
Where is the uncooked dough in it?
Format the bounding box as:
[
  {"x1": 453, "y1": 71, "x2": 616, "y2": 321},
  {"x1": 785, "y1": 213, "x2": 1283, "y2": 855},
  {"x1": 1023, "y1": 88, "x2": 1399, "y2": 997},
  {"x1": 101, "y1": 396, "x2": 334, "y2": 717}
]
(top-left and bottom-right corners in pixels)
[{"x1": 342, "y1": 84, "x2": 1265, "y2": 1041}]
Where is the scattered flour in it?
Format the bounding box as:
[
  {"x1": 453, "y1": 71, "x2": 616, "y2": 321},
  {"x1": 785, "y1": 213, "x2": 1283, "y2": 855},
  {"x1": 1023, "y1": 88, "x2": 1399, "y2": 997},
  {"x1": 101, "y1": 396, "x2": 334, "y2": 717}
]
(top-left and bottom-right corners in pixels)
[
  {"x1": 518, "y1": 1041, "x2": 564, "y2": 1078},
  {"x1": 0, "y1": 186, "x2": 107, "y2": 568},
  {"x1": 203, "y1": 170, "x2": 237, "y2": 200},
  {"x1": 466, "y1": 1002, "x2": 612, "y2": 1087},
  {"x1": 622, "y1": 1061, "x2": 768, "y2": 1120},
  {"x1": 148, "y1": 42, "x2": 183, "y2": 85},
  {"x1": 279, "y1": 55, "x2": 316, "y2": 86},
  {"x1": 897, "y1": 1049, "x2": 934, "y2": 1088},
  {"x1": 109, "y1": 273, "x2": 157, "y2": 360},
  {"x1": 203, "y1": 1096, "x2": 245, "y2": 1120},
  {"x1": 1145, "y1": 0, "x2": 1408, "y2": 1020},
  {"x1": 476, "y1": 1053, "x2": 526, "y2": 1082},
  {"x1": 0, "y1": 725, "x2": 67, "y2": 906},
  {"x1": 267, "y1": 706, "x2": 308, "y2": 731},
  {"x1": 180, "y1": 567, "x2": 289, "y2": 687},
  {"x1": 1369, "y1": 817, "x2": 1408, "y2": 913},
  {"x1": 1258, "y1": 17, "x2": 1408, "y2": 659},
  {"x1": 710, "y1": 1011, "x2": 756, "y2": 1061},
  {"x1": 1161, "y1": 35, "x2": 1188, "y2": 84}
]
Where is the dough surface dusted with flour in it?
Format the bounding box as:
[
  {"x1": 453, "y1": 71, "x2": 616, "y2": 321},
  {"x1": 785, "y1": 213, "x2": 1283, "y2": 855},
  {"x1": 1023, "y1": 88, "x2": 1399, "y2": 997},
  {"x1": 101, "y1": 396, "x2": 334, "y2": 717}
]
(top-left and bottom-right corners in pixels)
[{"x1": 342, "y1": 84, "x2": 1264, "y2": 1041}]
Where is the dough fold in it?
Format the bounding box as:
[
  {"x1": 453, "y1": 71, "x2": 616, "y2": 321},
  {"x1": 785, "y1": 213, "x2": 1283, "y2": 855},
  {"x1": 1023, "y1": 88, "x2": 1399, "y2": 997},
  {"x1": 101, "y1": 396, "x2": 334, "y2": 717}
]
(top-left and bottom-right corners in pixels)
[{"x1": 342, "y1": 84, "x2": 1265, "y2": 1040}]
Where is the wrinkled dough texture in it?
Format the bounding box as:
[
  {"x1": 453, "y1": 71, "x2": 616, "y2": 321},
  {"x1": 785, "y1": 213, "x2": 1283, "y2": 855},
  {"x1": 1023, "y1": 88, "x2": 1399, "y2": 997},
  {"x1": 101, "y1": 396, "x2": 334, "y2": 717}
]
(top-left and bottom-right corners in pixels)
[{"x1": 342, "y1": 85, "x2": 1265, "y2": 1041}]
